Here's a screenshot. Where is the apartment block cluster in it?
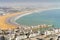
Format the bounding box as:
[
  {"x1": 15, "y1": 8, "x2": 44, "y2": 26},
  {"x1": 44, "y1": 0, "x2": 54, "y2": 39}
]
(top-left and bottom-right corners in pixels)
[{"x1": 0, "y1": 24, "x2": 55, "y2": 40}]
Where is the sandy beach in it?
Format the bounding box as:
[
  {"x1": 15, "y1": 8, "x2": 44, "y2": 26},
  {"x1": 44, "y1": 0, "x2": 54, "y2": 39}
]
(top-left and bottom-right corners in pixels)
[
  {"x1": 0, "y1": 12, "x2": 23, "y2": 30},
  {"x1": 0, "y1": 10, "x2": 39, "y2": 30}
]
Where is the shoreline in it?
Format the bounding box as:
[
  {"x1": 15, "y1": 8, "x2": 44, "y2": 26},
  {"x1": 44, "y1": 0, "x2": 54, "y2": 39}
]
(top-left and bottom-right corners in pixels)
[
  {"x1": 13, "y1": 9, "x2": 47, "y2": 25},
  {"x1": 6, "y1": 8, "x2": 60, "y2": 26},
  {"x1": 13, "y1": 8, "x2": 60, "y2": 26}
]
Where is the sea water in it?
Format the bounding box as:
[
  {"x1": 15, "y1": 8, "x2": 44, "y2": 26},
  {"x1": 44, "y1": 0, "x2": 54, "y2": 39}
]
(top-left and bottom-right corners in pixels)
[{"x1": 16, "y1": 9, "x2": 60, "y2": 28}]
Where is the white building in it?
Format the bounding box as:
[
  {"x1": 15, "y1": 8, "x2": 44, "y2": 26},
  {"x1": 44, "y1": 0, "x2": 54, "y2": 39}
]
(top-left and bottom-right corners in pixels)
[{"x1": 16, "y1": 35, "x2": 27, "y2": 40}]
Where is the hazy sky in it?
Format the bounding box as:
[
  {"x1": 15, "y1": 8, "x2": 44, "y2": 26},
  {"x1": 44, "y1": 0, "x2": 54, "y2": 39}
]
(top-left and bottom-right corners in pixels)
[
  {"x1": 0, "y1": 0, "x2": 60, "y2": 7},
  {"x1": 0, "y1": 0, "x2": 60, "y2": 3}
]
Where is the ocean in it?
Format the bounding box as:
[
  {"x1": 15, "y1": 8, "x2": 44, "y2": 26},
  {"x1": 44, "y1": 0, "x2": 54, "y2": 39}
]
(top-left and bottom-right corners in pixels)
[{"x1": 16, "y1": 9, "x2": 60, "y2": 28}]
